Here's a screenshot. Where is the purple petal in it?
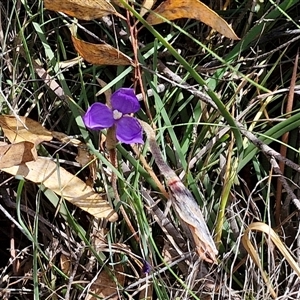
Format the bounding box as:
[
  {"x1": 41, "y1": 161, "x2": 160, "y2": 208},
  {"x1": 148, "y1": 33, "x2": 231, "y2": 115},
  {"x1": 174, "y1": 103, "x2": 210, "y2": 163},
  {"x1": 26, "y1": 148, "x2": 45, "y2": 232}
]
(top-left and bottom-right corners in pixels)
[
  {"x1": 142, "y1": 260, "x2": 151, "y2": 274},
  {"x1": 83, "y1": 103, "x2": 114, "y2": 130},
  {"x1": 116, "y1": 116, "x2": 144, "y2": 144},
  {"x1": 111, "y1": 88, "x2": 140, "y2": 114}
]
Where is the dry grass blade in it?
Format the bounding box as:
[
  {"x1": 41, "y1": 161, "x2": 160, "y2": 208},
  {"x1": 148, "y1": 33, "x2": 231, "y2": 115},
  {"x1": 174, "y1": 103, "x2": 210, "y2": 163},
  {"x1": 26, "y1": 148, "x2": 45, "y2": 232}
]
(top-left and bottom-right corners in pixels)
[{"x1": 242, "y1": 222, "x2": 300, "y2": 299}]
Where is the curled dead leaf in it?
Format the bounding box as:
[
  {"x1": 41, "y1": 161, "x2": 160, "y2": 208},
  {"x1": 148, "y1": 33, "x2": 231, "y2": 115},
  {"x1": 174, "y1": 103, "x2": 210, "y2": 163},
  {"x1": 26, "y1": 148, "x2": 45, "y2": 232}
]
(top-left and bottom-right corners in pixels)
[
  {"x1": 2, "y1": 157, "x2": 118, "y2": 222},
  {"x1": 71, "y1": 34, "x2": 133, "y2": 66},
  {"x1": 44, "y1": 0, "x2": 117, "y2": 20},
  {"x1": 0, "y1": 141, "x2": 37, "y2": 169},
  {"x1": 0, "y1": 115, "x2": 52, "y2": 146},
  {"x1": 146, "y1": 0, "x2": 240, "y2": 40},
  {"x1": 242, "y1": 222, "x2": 300, "y2": 298}
]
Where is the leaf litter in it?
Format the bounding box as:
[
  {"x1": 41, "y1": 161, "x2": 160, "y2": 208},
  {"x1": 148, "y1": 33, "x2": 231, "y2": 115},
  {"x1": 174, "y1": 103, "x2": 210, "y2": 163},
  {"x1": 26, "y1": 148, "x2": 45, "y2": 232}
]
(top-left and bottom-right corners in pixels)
[{"x1": 0, "y1": 115, "x2": 118, "y2": 222}]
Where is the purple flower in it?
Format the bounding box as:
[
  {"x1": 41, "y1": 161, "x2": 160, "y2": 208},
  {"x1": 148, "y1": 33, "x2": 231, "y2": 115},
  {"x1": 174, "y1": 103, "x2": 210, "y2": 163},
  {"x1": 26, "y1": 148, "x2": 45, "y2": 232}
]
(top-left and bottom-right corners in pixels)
[
  {"x1": 83, "y1": 88, "x2": 143, "y2": 144},
  {"x1": 142, "y1": 260, "x2": 151, "y2": 274}
]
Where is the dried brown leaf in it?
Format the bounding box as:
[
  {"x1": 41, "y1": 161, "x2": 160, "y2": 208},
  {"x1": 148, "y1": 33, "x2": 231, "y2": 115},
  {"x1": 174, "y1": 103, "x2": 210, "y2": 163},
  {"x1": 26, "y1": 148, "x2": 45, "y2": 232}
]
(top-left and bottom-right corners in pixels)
[
  {"x1": 71, "y1": 34, "x2": 132, "y2": 66},
  {"x1": 146, "y1": 0, "x2": 240, "y2": 40},
  {"x1": 44, "y1": 0, "x2": 117, "y2": 20},
  {"x1": 86, "y1": 264, "x2": 125, "y2": 300},
  {"x1": 0, "y1": 116, "x2": 52, "y2": 146},
  {"x1": 0, "y1": 141, "x2": 37, "y2": 168},
  {"x1": 60, "y1": 253, "x2": 72, "y2": 276},
  {"x1": 75, "y1": 146, "x2": 95, "y2": 167},
  {"x1": 140, "y1": 0, "x2": 156, "y2": 17},
  {"x1": 2, "y1": 157, "x2": 118, "y2": 221}
]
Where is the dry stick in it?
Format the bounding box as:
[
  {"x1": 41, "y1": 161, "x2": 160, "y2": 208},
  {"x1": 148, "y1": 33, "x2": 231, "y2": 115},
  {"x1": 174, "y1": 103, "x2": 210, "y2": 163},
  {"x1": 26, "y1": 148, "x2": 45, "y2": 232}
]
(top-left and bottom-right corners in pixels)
[
  {"x1": 140, "y1": 120, "x2": 218, "y2": 264},
  {"x1": 127, "y1": 10, "x2": 152, "y2": 121},
  {"x1": 239, "y1": 125, "x2": 300, "y2": 175},
  {"x1": 157, "y1": 61, "x2": 300, "y2": 181},
  {"x1": 156, "y1": 61, "x2": 218, "y2": 109},
  {"x1": 65, "y1": 246, "x2": 83, "y2": 300},
  {"x1": 195, "y1": 34, "x2": 300, "y2": 72},
  {"x1": 276, "y1": 50, "x2": 299, "y2": 224},
  {"x1": 240, "y1": 35, "x2": 300, "y2": 63}
]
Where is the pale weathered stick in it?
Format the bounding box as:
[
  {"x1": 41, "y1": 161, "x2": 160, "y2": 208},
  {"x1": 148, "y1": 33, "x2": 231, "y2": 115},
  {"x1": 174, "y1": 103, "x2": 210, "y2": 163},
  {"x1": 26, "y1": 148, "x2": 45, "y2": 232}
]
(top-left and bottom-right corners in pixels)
[{"x1": 140, "y1": 120, "x2": 218, "y2": 264}]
